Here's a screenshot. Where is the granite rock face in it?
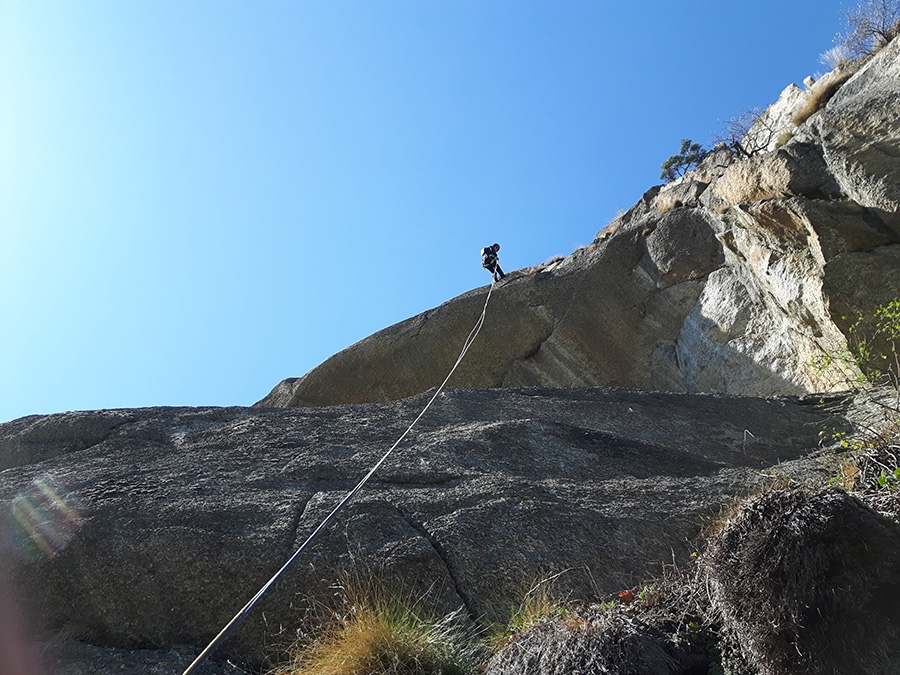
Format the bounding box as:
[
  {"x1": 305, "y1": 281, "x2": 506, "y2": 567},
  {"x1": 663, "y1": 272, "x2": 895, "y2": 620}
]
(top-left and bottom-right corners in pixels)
[
  {"x1": 0, "y1": 388, "x2": 847, "y2": 670},
  {"x1": 799, "y1": 37, "x2": 900, "y2": 212},
  {"x1": 260, "y1": 36, "x2": 900, "y2": 409}
]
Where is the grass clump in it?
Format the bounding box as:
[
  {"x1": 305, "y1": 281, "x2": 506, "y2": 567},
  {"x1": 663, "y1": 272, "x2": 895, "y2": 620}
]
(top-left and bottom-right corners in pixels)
[
  {"x1": 483, "y1": 566, "x2": 748, "y2": 675},
  {"x1": 271, "y1": 578, "x2": 483, "y2": 675},
  {"x1": 485, "y1": 573, "x2": 575, "y2": 652},
  {"x1": 520, "y1": 254, "x2": 566, "y2": 275},
  {"x1": 791, "y1": 66, "x2": 856, "y2": 127}
]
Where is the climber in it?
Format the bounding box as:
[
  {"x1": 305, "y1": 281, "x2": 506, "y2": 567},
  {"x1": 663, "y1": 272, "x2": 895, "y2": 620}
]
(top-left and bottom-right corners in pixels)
[{"x1": 481, "y1": 243, "x2": 505, "y2": 282}]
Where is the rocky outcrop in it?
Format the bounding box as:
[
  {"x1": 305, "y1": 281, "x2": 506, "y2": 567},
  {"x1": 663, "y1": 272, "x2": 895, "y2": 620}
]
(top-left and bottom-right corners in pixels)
[
  {"x1": 797, "y1": 38, "x2": 900, "y2": 212},
  {"x1": 0, "y1": 388, "x2": 848, "y2": 670},
  {"x1": 260, "y1": 35, "x2": 900, "y2": 409},
  {"x1": 484, "y1": 480, "x2": 900, "y2": 675}
]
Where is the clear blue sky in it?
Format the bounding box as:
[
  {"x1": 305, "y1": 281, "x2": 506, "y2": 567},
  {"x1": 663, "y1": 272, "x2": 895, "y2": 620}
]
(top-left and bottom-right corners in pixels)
[{"x1": 1, "y1": 1, "x2": 850, "y2": 422}]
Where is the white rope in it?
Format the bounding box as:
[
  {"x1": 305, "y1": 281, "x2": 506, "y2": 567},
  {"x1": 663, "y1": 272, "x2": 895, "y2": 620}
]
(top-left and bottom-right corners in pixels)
[{"x1": 182, "y1": 277, "x2": 497, "y2": 674}]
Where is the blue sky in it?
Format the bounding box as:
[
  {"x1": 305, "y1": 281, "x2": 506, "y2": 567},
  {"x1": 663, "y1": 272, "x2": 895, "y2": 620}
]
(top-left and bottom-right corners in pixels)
[{"x1": 1, "y1": 1, "x2": 851, "y2": 422}]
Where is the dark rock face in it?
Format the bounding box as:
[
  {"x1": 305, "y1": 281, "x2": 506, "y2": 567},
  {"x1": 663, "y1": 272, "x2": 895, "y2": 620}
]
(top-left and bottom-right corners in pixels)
[
  {"x1": 484, "y1": 610, "x2": 684, "y2": 675},
  {"x1": 40, "y1": 642, "x2": 249, "y2": 675},
  {"x1": 484, "y1": 481, "x2": 900, "y2": 675},
  {"x1": 0, "y1": 388, "x2": 843, "y2": 670}
]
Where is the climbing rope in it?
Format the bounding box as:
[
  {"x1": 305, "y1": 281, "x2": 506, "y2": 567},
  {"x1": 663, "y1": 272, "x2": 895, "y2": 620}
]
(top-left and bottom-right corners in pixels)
[{"x1": 182, "y1": 277, "x2": 496, "y2": 675}]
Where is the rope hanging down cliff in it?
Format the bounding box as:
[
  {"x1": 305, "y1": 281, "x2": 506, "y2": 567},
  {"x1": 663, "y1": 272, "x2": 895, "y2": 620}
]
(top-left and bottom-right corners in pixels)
[{"x1": 182, "y1": 275, "x2": 498, "y2": 675}]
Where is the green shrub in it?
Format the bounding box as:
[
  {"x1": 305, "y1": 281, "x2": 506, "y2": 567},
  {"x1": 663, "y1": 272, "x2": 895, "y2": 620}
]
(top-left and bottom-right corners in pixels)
[
  {"x1": 847, "y1": 298, "x2": 900, "y2": 387},
  {"x1": 660, "y1": 139, "x2": 707, "y2": 183}
]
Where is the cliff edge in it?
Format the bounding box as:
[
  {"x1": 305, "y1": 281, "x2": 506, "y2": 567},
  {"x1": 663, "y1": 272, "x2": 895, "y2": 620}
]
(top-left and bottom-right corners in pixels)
[{"x1": 259, "y1": 36, "x2": 900, "y2": 408}]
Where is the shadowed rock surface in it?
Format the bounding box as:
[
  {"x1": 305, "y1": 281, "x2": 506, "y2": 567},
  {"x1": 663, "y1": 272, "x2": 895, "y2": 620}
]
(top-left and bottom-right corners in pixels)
[
  {"x1": 483, "y1": 480, "x2": 900, "y2": 675},
  {"x1": 484, "y1": 608, "x2": 688, "y2": 675},
  {"x1": 0, "y1": 387, "x2": 849, "y2": 671},
  {"x1": 705, "y1": 486, "x2": 900, "y2": 675}
]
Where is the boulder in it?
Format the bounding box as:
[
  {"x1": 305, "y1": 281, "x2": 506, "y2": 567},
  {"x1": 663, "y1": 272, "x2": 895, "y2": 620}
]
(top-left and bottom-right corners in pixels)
[
  {"x1": 639, "y1": 207, "x2": 725, "y2": 288},
  {"x1": 484, "y1": 608, "x2": 688, "y2": 675},
  {"x1": 705, "y1": 487, "x2": 900, "y2": 675}
]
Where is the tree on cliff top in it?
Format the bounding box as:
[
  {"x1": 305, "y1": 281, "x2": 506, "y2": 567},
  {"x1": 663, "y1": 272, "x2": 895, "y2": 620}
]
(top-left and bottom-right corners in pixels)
[
  {"x1": 838, "y1": 0, "x2": 900, "y2": 56},
  {"x1": 659, "y1": 139, "x2": 707, "y2": 183}
]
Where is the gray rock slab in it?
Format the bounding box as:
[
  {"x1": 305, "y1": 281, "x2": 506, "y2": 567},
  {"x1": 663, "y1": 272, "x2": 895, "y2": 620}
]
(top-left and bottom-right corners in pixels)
[{"x1": 0, "y1": 388, "x2": 851, "y2": 669}]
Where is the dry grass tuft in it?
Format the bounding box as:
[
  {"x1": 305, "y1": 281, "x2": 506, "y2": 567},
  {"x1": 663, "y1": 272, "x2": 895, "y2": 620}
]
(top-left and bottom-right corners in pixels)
[
  {"x1": 270, "y1": 577, "x2": 483, "y2": 675},
  {"x1": 520, "y1": 254, "x2": 567, "y2": 276},
  {"x1": 792, "y1": 66, "x2": 857, "y2": 127},
  {"x1": 654, "y1": 191, "x2": 683, "y2": 214}
]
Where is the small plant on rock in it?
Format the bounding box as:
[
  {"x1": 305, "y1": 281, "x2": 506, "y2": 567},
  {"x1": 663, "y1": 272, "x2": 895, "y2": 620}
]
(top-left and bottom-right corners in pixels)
[
  {"x1": 485, "y1": 573, "x2": 573, "y2": 652},
  {"x1": 847, "y1": 298, "x2": 900, "y2": 387},
  {"x1": 807, "y1": 298, "x2": 900, "y2": 392},
  {"x1": 714, "y1": 108, "x2": 774, "y2": 158}
]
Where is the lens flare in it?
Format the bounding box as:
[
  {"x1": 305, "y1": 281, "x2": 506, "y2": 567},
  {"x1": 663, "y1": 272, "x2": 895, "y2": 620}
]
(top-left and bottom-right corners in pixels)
[{"x1": 7, "y1": 474, "x2": 82, "y2": 559}]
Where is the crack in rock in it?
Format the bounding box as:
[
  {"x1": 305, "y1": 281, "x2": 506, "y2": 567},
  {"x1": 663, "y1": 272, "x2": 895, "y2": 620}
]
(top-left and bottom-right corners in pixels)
[{"x1": 393, "y1": 505, "x2": 476, "y2": 620}]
